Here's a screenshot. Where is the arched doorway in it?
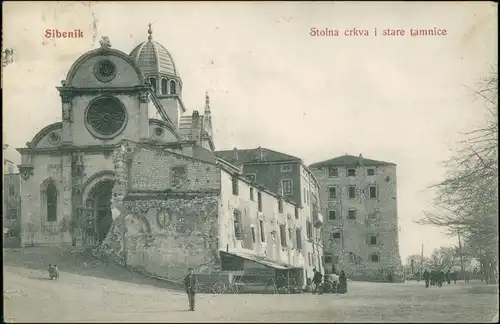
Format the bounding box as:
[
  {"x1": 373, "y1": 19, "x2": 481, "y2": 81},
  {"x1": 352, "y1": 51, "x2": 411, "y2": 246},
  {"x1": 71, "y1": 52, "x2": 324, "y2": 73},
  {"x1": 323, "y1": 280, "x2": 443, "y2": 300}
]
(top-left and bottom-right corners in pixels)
[{"x1": 85, "y1": 180, "x2": 114, "y2": 245}]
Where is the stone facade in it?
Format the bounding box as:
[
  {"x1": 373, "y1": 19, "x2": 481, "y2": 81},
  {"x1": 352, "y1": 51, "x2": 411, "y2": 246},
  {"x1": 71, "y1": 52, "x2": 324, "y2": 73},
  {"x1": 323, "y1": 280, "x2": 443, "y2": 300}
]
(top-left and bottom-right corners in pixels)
[
  {"x1": 310, "y1": 155, "x2": 403, "y2": 282},
  {"x1": 3, "y1": 173, "x2": 21, "y2": 238},
  {"x1": 15, "y1": 28, "x2": 323, "y2": 286}
]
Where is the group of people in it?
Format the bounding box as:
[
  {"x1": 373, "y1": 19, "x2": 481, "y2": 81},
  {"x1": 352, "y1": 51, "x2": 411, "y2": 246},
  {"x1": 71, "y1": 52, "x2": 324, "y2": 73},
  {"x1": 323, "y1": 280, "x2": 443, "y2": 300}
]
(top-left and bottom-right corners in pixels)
[
  {"x1": 311, "y1": 268, "x2": 347, "y2": 294},
  {"x1": 422, "y1": 269, "x2": 458, "y2": 288}
]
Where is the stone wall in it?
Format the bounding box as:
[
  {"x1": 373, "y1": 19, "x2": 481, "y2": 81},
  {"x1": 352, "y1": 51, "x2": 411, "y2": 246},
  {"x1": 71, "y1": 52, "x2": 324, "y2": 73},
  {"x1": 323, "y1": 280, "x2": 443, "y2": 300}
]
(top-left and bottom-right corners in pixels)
[
  {"x1": 101, "y1": 140, "x2": 221, "y2": 281},
  {"x1": 312, "y1": 163, "x2": 403, "y2": 282}
]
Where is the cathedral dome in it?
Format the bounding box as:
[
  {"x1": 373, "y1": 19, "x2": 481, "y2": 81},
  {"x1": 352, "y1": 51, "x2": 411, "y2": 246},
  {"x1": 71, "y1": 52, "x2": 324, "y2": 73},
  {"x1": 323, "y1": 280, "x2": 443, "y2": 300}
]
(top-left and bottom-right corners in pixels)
[{"x1": 130, "y1": 24, "x2": 179, "y2": 78}]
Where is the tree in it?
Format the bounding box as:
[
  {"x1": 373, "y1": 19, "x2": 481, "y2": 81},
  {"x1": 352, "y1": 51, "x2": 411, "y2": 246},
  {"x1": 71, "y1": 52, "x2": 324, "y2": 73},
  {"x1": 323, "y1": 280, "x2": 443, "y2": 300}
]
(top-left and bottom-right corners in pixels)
[
  {"x1": 425, "y1": 247, "x2": 459, "y2": 272},
  {"x1": 416, "y1": 71, "x2": 498, "y2": 284}
]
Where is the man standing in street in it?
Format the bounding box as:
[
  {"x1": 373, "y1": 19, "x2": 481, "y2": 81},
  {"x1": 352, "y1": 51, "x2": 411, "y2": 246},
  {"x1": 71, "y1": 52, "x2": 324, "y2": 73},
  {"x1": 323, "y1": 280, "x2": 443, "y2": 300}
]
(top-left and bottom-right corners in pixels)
[
  {"x1": 423, "y1": 269, "x2": 430, "y2": 288},
  {"x1": 183, "y1": 268, "x2": 197, "y2": 311},
  {"x1": 312, "y1": 268, "x2": 323, "y2": 294}
]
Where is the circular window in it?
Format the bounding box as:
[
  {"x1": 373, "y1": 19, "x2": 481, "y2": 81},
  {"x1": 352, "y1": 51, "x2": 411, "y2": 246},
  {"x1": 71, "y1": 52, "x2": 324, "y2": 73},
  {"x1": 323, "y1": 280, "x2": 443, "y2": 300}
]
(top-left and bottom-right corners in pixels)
[
  {"x1": 156, "y1": 209, "x2": 172, "y2": 228},
  {"x1": 94, "y1": 60, "x2": 116, "y2": 82},
  {"x1": 48, "y1": 132, "x2": 60, "y2": 145},
  {"x1": 85, "y1": 97, "x2": 128, "y2": 139}
]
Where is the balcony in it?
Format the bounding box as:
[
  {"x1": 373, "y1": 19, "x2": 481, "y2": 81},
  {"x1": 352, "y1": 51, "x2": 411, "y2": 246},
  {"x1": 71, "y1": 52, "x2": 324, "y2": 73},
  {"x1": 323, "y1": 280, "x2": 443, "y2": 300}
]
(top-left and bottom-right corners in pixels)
[{"x1": 312, "y1": 210, "x2": 323, "y2": 228}]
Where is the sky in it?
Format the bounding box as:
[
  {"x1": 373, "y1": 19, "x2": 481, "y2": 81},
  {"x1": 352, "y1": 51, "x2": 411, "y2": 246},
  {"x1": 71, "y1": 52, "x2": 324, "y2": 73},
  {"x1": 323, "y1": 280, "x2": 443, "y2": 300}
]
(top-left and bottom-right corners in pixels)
[{"x1": 2, "y1": 1, "x2": 498, "y2": 261}]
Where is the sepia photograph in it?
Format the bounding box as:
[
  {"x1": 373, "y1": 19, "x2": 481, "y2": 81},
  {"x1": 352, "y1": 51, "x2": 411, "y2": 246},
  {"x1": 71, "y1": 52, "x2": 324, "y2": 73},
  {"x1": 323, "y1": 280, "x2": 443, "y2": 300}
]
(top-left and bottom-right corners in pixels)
[{"x1": 2, "y1": 1, "x2": 498, "y2": 323}]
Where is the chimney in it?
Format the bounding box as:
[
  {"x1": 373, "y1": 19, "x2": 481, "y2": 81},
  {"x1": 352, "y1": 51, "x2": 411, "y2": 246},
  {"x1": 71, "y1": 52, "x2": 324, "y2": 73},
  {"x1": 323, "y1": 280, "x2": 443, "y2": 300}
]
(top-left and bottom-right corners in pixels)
[
  {"x1": 233, "y1": 147, "x2": 238, "y2": 160},
  {"x1": 204, "y1": 91, "x2": 211, "y2": 116},
  {"x1": 258, "y1": 147, "x2": 264, "y2": 160},
  {"x1": 358, "y1": 153, "x2": 363, "y2": 166}
]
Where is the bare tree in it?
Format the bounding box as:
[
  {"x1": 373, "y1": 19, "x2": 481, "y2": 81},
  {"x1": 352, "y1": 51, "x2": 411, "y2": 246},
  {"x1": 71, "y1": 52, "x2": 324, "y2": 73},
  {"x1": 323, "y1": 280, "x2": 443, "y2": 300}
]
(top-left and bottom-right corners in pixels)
[
  {"x1": 425, "y1": 247, "x2": 459, "y2": 272},
  {"x1": 417, "y1": 71, "x2": 498, "y2": 284}
]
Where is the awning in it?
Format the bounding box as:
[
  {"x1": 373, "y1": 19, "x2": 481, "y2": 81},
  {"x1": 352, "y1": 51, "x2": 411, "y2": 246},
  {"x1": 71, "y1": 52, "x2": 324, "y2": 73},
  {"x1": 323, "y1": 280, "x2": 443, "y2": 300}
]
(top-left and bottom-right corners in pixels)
[{"x1": 220, "y1": 250, "x2": 300, "y2": 270}]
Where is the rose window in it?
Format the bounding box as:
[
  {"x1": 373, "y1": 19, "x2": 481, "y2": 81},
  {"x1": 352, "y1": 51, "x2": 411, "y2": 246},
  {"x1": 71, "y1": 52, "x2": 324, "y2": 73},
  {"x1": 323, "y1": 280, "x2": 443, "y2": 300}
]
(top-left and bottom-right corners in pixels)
[
  {"x1": 85, "y1": 97, "x2": 127, "y2": 138},
  {"x1": 94, "y1": 60, "x2": 117, "y2": 82}
]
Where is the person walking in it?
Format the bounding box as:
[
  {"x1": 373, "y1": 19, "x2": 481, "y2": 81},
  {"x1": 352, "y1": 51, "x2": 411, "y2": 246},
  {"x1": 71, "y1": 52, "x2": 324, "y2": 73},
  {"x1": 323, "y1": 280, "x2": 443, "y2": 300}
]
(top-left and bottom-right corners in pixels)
[
  {"x1": 312, "y1": 268, "x2": 323, "y2": 294},
  {"x1": 183, "y1": 268, "x2": 197, "y2": 311},
  {"x1": 338, "y1": 271, "x2": 347, "y2": 294},
  {"x1": 423, "y1": 269, "x2": 430, "y2": 288}
]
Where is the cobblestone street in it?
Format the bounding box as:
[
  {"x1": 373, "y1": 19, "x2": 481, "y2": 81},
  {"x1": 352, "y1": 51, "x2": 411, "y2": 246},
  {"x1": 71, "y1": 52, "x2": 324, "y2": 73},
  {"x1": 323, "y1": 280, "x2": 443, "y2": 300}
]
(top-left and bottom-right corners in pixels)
[{"x1": 3, "y1": 248, "x2": 498, "y2": 323}]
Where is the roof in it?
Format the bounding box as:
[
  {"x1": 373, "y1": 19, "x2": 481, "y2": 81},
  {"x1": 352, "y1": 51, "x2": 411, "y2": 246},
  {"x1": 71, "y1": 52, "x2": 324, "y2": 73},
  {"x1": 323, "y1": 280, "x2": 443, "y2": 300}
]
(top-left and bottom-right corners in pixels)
[
  {"x1": 309, "y1": 154, "x2": 396, "y2": 169},
  {"x1": 129, "y1": 25, "x2": 178, "y2": 77},
  {"x1": 220, "y1": 250, "x2": 300, "y2": 270},
  {"x1": 214, "y1": 147, "x2": 301, "y2": 167}
]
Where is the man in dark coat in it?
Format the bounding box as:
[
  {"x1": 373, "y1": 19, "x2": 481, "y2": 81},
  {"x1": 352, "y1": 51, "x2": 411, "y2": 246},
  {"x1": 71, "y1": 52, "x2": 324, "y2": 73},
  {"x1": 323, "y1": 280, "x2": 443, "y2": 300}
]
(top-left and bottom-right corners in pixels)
[
  {"x1": 438, "y1": 271, "x2": 445, "y2": 287},
  {"x1": 183, "y1": 268, "x2": 197, "y2": 311},
  {"x1": 312, "y1": 268, "x2": 323, "y2": 294},
  {"x1": 446, "y1": 270, "x2": 451, "y2": 284},
  {"x1": 338, "y1": 271, "x2": 347, "y2": 294},
  {"x1": 423, "y1": 270, "x2": 430, "y2": 288}
]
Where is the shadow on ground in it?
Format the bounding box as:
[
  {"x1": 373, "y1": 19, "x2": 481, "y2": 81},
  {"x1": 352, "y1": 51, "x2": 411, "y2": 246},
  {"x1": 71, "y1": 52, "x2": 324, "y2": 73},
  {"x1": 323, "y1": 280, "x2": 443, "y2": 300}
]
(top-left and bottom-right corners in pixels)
[{"x1": 3, "y1": 246, "x2": 183, "y2": 291}]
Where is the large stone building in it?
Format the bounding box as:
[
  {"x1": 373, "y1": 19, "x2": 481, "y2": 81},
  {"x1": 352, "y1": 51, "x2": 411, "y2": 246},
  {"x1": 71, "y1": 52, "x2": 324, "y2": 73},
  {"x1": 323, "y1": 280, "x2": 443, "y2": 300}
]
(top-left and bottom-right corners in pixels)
[
  {"x1": 15, "y1": 26, "x2": 323, "y2": 287},
  {"x1": 215, "y1": 148, "x2": 324, "y2": 275},
  {"x1": 309, "y1": 154, "x2": 403, "y2": 282}
]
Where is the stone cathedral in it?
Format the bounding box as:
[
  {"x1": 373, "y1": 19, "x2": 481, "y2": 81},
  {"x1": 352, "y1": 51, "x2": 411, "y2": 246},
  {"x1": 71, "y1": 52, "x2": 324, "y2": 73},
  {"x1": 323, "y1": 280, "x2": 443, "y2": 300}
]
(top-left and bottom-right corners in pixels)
[
  {"x1": 17, "y1": 26, "x2": 220, "y2": 274},
  {"x1": 17, "y1": 26, "x2": 326, "y2": 284}
]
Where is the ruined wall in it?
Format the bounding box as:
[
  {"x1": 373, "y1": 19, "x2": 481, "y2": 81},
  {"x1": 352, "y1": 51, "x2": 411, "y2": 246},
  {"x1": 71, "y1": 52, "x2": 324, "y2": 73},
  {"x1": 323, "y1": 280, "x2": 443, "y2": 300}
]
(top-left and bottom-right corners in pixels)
[
  {"x1": 102, "y1": 141, "x2": 221, "y2": 281},
  {"x1": 312, "y1": 164, "x2": 403, "y2": 282}
]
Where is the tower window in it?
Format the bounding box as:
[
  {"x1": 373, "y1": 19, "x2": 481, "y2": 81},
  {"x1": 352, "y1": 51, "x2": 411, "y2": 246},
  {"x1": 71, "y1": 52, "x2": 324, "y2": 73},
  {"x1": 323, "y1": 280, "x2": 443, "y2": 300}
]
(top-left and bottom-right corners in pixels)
[
  {"x1": 170, "y1": 80, "x2": 176, "y2": 95},
  {"x1": 149, "y1": 77, "x2": 157, "y2": 93},
  {"x1": 161, "y1": 78, "x2": 168, "y2": 94},
  {"x1": 328, "y1": 187, "x2": 337, "y2": 199},
  {"x1": 348, "y1": 208, "x2": 357, "y2": 220},
  {"x1": 369, "y1": 186, "x2": 377, "y2": 199},
  {"x1": 328, "y1": 210, "x2": 336, "y2": 220},
  {"x1": 348, "y1": 186, "x2": 356, "y2": 199},
  {"x1": 370, "y1": 253, "x2": 379, "y2": 262}
]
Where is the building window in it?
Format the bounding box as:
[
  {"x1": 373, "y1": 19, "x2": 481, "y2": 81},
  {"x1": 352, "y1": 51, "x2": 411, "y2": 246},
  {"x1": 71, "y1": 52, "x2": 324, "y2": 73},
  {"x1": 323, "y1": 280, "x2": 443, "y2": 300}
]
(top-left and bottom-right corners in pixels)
[
  {"x1": 259, "y1": 220, "x2": 265, "y2": 242},
  {"x1": 306, "y1": 189, "x2": 309, "y2": 204},
  {"x1": 279, "y1": 224, "x2": 287, "y2": 247},
  {"x1": 8, "y1": 185, "x2": 15, "y2": 196},
  {"x1": 296, "y1": 228, "x2": 302, "y2": 249},
  {"x1": 370, "y1": 253, "x2": 379, "y2": 263},
  {"x1": 324, "y1": 254, "x2": 334, "y2": 263},
  {"x1": 328, "y1": 187, "x2": 337, "y2": 199},
  {"x1": 294, "y1": 206, "x2": 299, "y2": 219},
  {"x1": 232, "y1": 176, "x2": 239, "y2": 195},
  {"x1": 328, "y1": 167, "x2": 338, "y2": 177},
  {"x1": 161, "y1": 78, "x2": 168, "y2": 94},
  {"x1": 282, "y1": 179, "x2": 293, "y2": 195},
  {"x1": 47, "y1": 181, "x2": 58, "y2": 222},
  {"x1": 370, "y1": 235, "x2": 378, "y2": 245},
  {"x1": 347, "y1": 168, "x2": 356, "y2": 177},
  {"x1": 246, "y1": 174, "x2": 256, "y2": 182},
  {"x1": 369, "y1": 186, "x2": 377, "y2": 199},
  {"x1": 251, "y1": 226, "x2": 256, "y2": 243},
  {"x1": 250, "y1": 188, "x2": 254, "y2": 201},
  {"x1": 170, "y1": 80, "x2": 176, "y2": 95},
  {"x1": 332, "y1": 231, "x2": 341, "y2": 239},
  {"x1": 367, "y1": 168, "x2": 375, "y2": 176},
  {"x1": 348, "y1": 186, "x2": 356, "y2": 199},
  {"x1": 258, "y1": 192, "x2": 262, "y2": 212},
  {"x1": 348, "y1": 209, "x2": 357, "y2": 220},
  {"x1": 149, "y1": 77, "x2": 157, "y2": 93},
  {"x1": 328, "y1": 210, "x2": 336, "y2": 220},
  {"x1": 171, "y1": 166, "x2": 187, "y2": 187},
  {"x1": 288, "y1": 228, "x2": 293, "y2": 240},
  {"x1": 7, "y1": 209, "x2": 17, "y2": 220},
  {"x1": 281, "y1": 164, "x2": 292, "y2": 172},
  {"x1": 306, "y1": 220, "x2": 312, "y2": 239},
  {"x1": 233, "y1": 210, "x2": 243, "y2": 240},
  {"x1": 278, "y1": 199, "x2": 284, "y2": 213}
]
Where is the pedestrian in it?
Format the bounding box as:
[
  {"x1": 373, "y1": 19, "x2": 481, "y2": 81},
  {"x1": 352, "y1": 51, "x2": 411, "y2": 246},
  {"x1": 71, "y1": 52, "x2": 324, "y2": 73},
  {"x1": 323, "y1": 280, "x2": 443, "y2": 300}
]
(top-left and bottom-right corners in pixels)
[
  {"x1": 438, "y1": 271, "x2": 445, "y2": 287},
  {"x1": 423, "y1": 269, "x2": 430, "y2": 288},
  {"x1": 183, "y1": 267, "x2": 197, "y2": 311},
  {"x1": 312, "y1": 268, "x2": 323, "y2": 294},
  {"x1": 338, "y1": 271, "x2": 347, "y2": 294},
  {"x1": 446, "y1": 270, "x2": 451, "y2": 284}
]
